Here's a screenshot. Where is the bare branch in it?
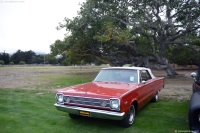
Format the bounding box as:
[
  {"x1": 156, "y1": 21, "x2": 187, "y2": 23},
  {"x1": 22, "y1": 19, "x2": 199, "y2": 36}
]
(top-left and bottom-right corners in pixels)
[{"x1": 168, "y1": 26, "x2": 200, "y2": 42}]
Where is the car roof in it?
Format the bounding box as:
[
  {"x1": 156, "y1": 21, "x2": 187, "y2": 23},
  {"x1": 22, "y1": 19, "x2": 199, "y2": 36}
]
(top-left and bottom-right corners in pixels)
[
  {"x1": 101, "y1": 67, "x2": 156, "y2": 79},
  {"x1": 102, "y1": 67, "x2": 150, "y2": 71}
]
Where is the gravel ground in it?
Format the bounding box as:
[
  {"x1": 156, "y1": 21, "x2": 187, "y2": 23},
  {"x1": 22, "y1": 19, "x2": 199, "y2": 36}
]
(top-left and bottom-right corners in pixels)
[{"x1": 153, "y1": 69, "x2": 194, "y2": 101}]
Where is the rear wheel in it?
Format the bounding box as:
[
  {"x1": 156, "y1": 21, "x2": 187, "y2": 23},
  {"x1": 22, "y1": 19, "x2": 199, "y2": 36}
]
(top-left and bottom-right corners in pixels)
[
  {"x1": 152, "y1": 92, "x2": 159, "y2": 102},
  {"x1": 120, "y1": 105, "x2": 135, "y2": 127},
  {"x1": 69, "y1": 113, "x2": 80, "y2": 119}
]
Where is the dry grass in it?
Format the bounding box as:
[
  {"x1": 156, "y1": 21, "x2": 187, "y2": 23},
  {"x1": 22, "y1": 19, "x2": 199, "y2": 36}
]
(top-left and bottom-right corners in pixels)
[
  {"x1": 0, "y1": 66, "x2": 101, "y2": 89},
  {"x1": 0, "y1": 66, "x2": 195, "y2": 101}
]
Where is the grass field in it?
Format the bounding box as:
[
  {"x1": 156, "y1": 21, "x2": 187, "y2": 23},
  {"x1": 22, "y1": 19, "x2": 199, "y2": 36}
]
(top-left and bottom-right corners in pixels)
[{"x1": 0, "y1": 66, "x2": 192, "y2": 133}]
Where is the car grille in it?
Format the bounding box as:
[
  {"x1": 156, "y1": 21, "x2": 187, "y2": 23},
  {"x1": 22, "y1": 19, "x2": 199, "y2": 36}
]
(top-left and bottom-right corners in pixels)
[{"x1": 63, "y1": 96, "x2": 110, "y2": 108}]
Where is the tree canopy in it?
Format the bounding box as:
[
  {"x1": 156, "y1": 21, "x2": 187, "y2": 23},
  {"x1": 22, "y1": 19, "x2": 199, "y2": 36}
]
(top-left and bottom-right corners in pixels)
[
  {"x1": 51, "y1": 0, "x2": 200, "y2": 76},
  {"x1": 0, "y1": 52, "x2": 10, "y2": 64}
]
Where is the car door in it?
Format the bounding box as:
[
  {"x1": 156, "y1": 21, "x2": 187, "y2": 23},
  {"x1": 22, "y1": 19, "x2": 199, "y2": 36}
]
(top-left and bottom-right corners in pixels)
[{"x1": 137, "y1": 70, "x2": 154, "y2": 107}]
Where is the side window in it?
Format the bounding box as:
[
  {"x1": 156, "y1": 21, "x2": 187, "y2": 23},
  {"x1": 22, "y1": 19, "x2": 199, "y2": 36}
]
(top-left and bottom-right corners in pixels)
[{"x1": 140, "y1": 70, "x2": 152, "y2": 82}]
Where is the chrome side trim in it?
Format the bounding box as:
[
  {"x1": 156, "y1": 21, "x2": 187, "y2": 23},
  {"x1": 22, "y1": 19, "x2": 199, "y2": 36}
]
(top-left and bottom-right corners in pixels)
[
  {"x1": 54, "y1": 103, "x2": 125, "y2": 120},
  {"x1": 63, "y1": 95, "x2": 109, "y2": 100}
]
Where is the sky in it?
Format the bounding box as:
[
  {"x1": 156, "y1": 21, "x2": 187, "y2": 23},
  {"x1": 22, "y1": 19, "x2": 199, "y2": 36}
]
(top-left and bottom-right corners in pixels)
[{"x1": 0, "y1": 0, "x2": 86, "y2": 54}]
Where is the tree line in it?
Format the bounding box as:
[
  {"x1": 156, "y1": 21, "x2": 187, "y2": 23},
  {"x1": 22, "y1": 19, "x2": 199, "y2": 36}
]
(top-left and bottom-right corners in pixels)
[
  {"x1": 0, "y1": 50, "x2": 61, "y2": 65},
  {"x1": 50, "y1": 0, "x2": 200, "y2": 76}
]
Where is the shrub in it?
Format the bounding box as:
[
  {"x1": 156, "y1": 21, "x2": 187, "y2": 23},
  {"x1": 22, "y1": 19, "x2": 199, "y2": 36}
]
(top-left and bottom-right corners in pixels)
[
  {"x1": 168, "y1": 45, "x2": 200, "y2": 65},
  {"x1": 19, "y1": 61, "x2": 25, "y2": 65},
  {"x1": 0, "y1": 60, "x2": 4, "y2": 65},
  {"x1": 9, "y1": 62, "x2": 14, "y2": 65}
]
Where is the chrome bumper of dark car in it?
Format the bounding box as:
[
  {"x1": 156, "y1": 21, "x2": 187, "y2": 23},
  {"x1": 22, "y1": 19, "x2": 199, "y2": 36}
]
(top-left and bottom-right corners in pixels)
[{"x1": 54, "y1": 103, "x2": 125, "y2": 120}]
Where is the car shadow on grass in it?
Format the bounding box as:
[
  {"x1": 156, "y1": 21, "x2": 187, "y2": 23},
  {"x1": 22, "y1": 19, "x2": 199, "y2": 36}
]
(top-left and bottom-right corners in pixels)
[
  {"x1": 61, "y1": 100, "x2": 189, "y2": 133},
  {"x1": 61, "y1": 115, "x2": 129, "y2": 133},
  {"x1": 69, "y1": 115, "x2": 122, "y2": 127}
]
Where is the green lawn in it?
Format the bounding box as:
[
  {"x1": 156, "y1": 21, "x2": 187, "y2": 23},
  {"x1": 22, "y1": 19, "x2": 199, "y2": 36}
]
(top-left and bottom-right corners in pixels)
[
  {"x1": 0, "y1": 67, "x2": 190, "y2": 133},
  {"x1": 0, "y1": 90, "x2": 189, "y2": 133}
]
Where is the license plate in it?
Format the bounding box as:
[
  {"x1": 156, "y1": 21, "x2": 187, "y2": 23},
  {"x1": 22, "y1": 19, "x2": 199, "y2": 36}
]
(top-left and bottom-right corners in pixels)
[{"x1": 79, "y1": 111, "x2": 90, "y2": 116}]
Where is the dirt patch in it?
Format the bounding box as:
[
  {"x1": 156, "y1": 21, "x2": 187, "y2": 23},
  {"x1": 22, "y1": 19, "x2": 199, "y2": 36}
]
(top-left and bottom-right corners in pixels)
[
  {"x1": 0, "y1": 66, "x2": 100, "y2": 89},
  {"x1": 0, "y1": 67, "x2": 42, "y2": 89},
  {"x1": 0, "y1": 66, "x2": 196, "y2": 101},
  {"x1": 153, "y1": 70, "x2": 194, "y2": 101}
]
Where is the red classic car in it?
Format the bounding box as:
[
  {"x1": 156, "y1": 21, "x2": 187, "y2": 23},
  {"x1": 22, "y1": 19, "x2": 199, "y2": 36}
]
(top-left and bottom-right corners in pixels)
[{"x1": 54, "y1": 67, "x2": 165, "y2": 127}]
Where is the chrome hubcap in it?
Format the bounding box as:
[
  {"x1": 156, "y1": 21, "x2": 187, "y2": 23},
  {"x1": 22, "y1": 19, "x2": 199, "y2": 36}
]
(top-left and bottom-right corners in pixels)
[
  {"x1": 129, "y1": 113, "x2": 134, "y2": 123},
  {"x1": 155, "y1": 95, "x2": 158, "y2": 100},
  {"x1": 129, "y1": 106, "x2": 135, "y2": 124}
]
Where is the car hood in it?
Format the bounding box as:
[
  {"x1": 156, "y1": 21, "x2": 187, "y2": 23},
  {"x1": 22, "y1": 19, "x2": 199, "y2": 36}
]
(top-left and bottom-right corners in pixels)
[{"x1": 57, "y1": 82, "x2": 139, "y2": 99}]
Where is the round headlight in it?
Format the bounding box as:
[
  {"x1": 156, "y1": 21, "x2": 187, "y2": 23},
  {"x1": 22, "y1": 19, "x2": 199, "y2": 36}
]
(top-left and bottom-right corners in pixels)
[
  {"x1": 57, "y1": 94, "x2": 63, "y2": 103},
  {"x1": 110, "y1": 99, "x2": 120, "y2": 110}
]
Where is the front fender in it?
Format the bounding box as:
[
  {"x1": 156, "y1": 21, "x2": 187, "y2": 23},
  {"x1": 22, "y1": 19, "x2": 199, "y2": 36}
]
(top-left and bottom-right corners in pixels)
[{"x1": 188, "y1": 92, "x2": 200, "y2": 130}]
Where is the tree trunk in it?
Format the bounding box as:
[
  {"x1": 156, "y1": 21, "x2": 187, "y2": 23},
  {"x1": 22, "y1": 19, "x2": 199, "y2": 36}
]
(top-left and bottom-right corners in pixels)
[
  {"x1": 135, "y1": 56, "x2": 178, "y2": 77},
  {"x1": 159, "y1": 43, "x2": 178, "y2": 77},
  {"x1": 164, "y1": 65, "x2": 178, "y2": 77}
]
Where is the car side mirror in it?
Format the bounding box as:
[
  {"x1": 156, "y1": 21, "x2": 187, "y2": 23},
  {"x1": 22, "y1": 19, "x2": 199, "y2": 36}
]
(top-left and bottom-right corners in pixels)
[
  {"x1": 141, "y1": 80, "x2": 146, "y2": 85},
  {"x1": 191, "y1": 72, "x2": 197, "y2": 81},
  {"x1": 191, "y1": 72, "x2": 197, "y2": 78}
]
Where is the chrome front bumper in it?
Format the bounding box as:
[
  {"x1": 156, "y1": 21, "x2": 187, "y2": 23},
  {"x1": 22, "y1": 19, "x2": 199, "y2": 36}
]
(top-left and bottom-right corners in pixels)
[{"x1": 54, "y1": 103, "x2": 125, "y2": 120}]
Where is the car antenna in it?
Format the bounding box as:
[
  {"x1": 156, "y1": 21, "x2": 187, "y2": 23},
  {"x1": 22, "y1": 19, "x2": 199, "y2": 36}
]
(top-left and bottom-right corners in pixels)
[
  {"x1": 80, "y1": 60, "x2": 87, "y2": 94},
  {"x1": 80, "y1": 60, "x2": 84, "y2": 84}
]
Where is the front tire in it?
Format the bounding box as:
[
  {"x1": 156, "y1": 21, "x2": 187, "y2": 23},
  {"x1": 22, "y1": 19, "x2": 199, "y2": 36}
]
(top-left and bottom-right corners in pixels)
[{"x1": 120, "y1": 105, "x2": 135, "y2": 128}]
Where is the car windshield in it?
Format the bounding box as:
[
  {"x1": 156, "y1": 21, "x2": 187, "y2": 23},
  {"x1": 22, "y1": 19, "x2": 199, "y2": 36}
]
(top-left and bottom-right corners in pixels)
[{"x1": 94, "y1": 69, "x2": 138, "y2": 83}]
